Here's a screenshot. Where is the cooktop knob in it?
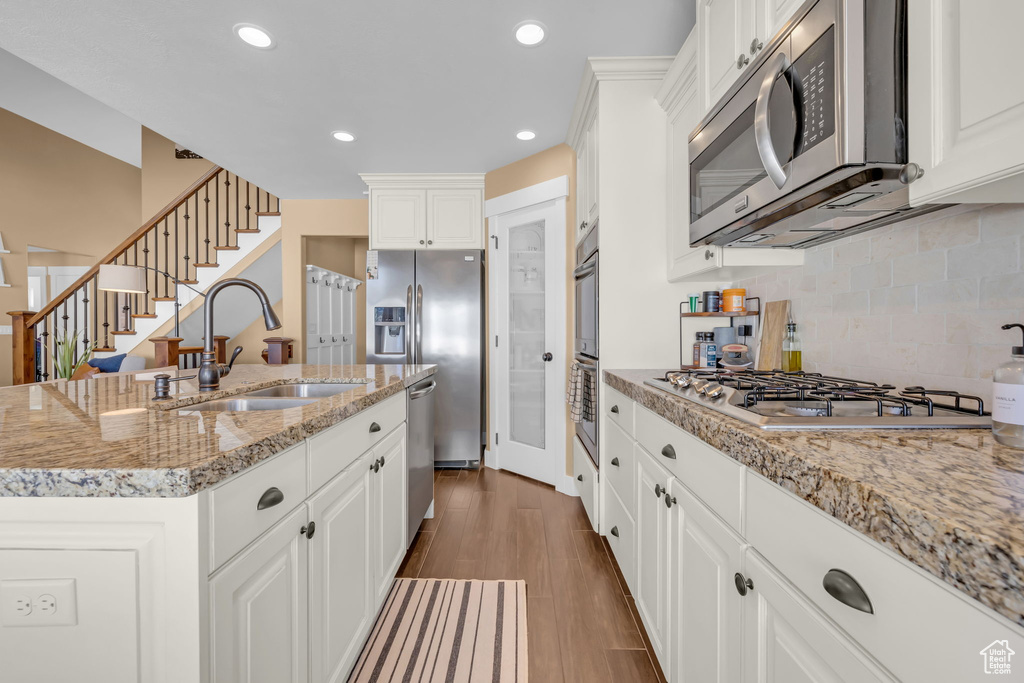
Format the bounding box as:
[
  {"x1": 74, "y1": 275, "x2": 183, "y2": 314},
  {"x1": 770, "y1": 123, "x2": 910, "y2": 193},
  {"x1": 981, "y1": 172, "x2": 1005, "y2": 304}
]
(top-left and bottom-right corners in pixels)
[{"x1": 704, "y1": 383, "x2": 725, "y2": 399}]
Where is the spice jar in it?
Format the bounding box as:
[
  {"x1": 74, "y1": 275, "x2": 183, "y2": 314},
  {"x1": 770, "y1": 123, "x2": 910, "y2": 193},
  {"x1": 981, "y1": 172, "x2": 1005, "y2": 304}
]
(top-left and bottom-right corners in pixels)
[{"x1": 722, "y1": 288, "x2": 746, "y2": 313}]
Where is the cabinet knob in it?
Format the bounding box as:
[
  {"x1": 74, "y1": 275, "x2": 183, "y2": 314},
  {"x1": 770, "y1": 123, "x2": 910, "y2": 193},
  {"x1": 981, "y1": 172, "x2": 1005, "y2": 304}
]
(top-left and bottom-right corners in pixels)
[
  {"x1": 320, "y1": 337, "x2": 326, "y2": 344},
  {"x1": 654, "y1": 483, "x2": 663, "y2": 498},
  {"x1": 420, "y1": 240, "x2": 425, "y2": 245},
  {"x1": 371, "y1": 460, "x2": 380, "y2": 473},
  {"x1": 610, "y1": 457, "x2": 620, "y2": 467},
  {"x1": 580, "y1": 221, "x2": 587, "y2": 232},
  {"x1": 705, "y1": 249, "x2": 714, "y2": 261},
  {"x1": 542, "y1": 352, "x2": 553, "y2": 362},
  {"x1": 256, "y1": 486, "x2": 284, "y2": 510},
  {"x1": 750, "y1": 37, "x2": 763, "y2": 55},
  {"x1": 378, "y1": 456, "x2": 386, "y2": 469},
  {"x1": 610, "y1": 405, "x2": 619, "y2": 414},
  {"x1": 734, "y1": 572, "x2": 754, "y2": 596},
  {"x1": 300, "y1": 521, "x2": 316, "y2": 540},
  {"x1": 427, "y1": 240, "x2": 433, "y2": 245},
  {"x1": 331, "y1": 336, "x2": 337, "y2": 343},
  {"x1": 822, "y1": 569, "x2": 874, "y2": 614},
  {"x1": 736, "y1": 53, "x2": 750, "y2": 70},
  {"x1": 664, "y1": 494, "x2": 676, "y2": 509},
  {"x1": 661, "y1": 444, "x2": 677, "y2": 460},
  {"x1": 577, "y1": 474, "x2": 584, "y2": 482},
  {"x1": 610, "y1": 526, "x2": 620, "y2": 538},
  {"x1": 369, "y1": 422, "x2": 382, "y2": 433}
]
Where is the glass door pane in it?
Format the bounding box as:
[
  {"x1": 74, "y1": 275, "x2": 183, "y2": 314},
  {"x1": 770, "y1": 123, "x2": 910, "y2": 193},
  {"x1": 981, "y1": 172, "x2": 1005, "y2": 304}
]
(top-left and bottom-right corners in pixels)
[{"x1": 508, "y1": 221, "x2": 545, "y2": 449}]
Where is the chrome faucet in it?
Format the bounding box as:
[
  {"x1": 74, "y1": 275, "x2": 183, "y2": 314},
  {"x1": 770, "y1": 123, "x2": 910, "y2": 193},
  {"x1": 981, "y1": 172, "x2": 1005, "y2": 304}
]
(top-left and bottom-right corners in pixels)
[{"x1": 198, "y1": 278, "x2": 282, "y2": 391}]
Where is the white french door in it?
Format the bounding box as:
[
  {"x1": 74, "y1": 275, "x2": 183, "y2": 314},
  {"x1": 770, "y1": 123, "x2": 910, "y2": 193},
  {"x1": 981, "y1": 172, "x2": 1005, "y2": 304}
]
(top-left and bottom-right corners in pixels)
[{"x1": 489, "y1": 195, "x2": 566, "y2": 487}]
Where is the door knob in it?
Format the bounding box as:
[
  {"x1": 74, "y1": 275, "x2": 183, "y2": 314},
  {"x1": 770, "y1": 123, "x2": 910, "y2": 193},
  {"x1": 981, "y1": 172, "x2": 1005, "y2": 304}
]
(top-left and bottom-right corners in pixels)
[{"x1": 542, "y1": 352, "x2": 553, "y2": 362}]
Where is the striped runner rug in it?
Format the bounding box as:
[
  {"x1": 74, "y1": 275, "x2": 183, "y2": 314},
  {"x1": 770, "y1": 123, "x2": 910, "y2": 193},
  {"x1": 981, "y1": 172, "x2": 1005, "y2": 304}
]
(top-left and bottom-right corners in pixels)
[{"x1": 348, "y1": 578, "x2": 528, "y2": 683}]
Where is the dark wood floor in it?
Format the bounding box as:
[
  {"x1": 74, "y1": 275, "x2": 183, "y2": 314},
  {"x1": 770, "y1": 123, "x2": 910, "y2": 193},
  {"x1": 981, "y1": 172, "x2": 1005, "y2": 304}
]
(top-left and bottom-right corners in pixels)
[{"x1": 397, "y1": 467, "x2": 667, "y2": 683}]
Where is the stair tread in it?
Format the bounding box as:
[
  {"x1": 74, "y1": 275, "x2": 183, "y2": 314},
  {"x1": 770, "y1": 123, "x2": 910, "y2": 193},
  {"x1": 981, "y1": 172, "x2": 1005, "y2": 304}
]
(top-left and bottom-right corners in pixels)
[
  {"x1": 152, "y1": 296, "x2": 177, "y2": 302},
  {"x1": 110, "y1": 330, "x2": 137, "y2": 336},
  {"x1": 94, "y1": 347, "x2": 117, "y2": 353},
  {"x1": 234, "y1": 229, "x2": 260, "y2": 233},
  {"x1": 255, "y1": 211, "x2": 281, "y2": 216},
  {"x1": 214, "y1": 246, "x2": 240, "y2": 251},
  {"x1": 180, "y1": 279, "x2": 199, "y2": 285},
  {"x1": 131, "y1": 314, "x2": 158, "y2": 319},
  {"x1": 193, "y1": 263, "x2": 219, "y2": 268}
]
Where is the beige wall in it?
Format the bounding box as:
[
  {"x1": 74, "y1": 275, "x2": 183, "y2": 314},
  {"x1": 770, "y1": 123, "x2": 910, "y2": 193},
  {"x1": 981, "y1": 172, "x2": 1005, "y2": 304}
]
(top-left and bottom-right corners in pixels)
[
  {"x1": 484, "y1": 143, "x2": 577, "y2": 476},
  {"x1": 140, "y1": 127, "x2": 214, "y2": 223},
  {"x1": 0, "y1": 107, "x2": 142, "y2": 386},
  {"x1": 280, "y1": 200, "x2": 369, "y2": 360},
  {"x1": 227, "y1": 298, "x2": 284, "y2": 365}
]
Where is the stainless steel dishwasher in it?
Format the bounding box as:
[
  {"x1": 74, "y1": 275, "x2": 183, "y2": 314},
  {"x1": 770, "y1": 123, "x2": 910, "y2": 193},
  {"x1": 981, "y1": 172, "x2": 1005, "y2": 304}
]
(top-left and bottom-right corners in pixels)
[{"x1": 407, "y1": 376, "x2": 436, "y2": 544}]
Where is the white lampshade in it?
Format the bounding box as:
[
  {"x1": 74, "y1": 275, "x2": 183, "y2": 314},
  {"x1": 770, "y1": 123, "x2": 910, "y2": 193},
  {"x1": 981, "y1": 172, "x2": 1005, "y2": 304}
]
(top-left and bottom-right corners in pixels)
[{"x1": 98, "y1": 264, "x2": 147, "y2": 294}]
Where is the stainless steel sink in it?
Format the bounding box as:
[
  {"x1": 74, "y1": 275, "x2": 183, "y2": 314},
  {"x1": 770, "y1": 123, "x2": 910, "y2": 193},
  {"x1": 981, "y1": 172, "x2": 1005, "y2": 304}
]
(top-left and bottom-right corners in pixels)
[
  {"x1": 241, "y1": 383, "x2": 366, "y2": 398},
  {"x1": 175, "y1": 397, "x2": 317, "y2": 413}
]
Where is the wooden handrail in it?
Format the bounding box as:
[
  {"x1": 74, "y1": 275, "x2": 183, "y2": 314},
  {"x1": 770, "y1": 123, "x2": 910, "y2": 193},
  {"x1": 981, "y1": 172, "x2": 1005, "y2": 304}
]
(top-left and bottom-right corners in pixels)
[{"x1": 26, "y1": 166, "x2": 224, "y2": 327}]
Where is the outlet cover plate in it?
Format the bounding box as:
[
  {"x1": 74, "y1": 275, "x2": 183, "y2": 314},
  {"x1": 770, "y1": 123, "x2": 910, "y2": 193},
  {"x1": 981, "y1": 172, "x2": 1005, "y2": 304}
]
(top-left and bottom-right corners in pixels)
[{"x1": 1, "y1": 578, "x2": 78, "y2": 627}]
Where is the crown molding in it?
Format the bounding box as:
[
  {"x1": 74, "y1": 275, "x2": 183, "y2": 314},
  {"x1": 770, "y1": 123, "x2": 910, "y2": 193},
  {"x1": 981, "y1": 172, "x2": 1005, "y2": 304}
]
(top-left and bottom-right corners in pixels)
[
  {"x1": 359, "y1": 173, "x2": 485, "y2": 189},
  {"x1": 655, "y1": 29, "x2": 698, "y2": 118},
  {"x1": 565, "y1": 56, "x2": 675, "y2": 149}
]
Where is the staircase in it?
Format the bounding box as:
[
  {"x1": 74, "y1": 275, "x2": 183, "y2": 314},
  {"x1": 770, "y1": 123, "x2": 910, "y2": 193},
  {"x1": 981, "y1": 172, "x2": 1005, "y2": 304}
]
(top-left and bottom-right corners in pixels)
[{"x1": 9, "y1": 167, "x2": 280, "y2": 383}]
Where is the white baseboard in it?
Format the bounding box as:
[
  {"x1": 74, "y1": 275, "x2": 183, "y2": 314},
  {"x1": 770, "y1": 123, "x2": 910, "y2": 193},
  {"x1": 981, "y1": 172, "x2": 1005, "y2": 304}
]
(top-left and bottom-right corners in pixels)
[{"x1": 555, "y1": 474, "x2": 580, "y2": 497}]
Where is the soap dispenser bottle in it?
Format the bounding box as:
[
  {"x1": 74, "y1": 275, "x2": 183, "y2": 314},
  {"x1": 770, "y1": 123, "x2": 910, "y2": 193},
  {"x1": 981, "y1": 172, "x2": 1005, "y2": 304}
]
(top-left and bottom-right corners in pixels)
[{"x1": 993, "y1": 323, "x2": 1024, "y2": 449}]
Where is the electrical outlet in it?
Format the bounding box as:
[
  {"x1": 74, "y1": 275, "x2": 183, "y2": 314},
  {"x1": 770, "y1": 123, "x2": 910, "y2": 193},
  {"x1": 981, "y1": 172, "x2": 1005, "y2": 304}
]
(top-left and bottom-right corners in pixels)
[{"x1": 1, "y1": 579, "x2": 77, "y2": 627}]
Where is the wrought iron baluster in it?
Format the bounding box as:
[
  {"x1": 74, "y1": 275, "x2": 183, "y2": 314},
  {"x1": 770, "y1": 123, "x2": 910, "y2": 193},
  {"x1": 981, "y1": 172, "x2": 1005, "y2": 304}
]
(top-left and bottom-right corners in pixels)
[
  {"x1": 204, "y1": 182, "x2": 211, "y2": 262},
  {"x1": 224, "y1": 173, "x2": 232, "y2": 246},
  {"x1": 103, "y1": 285, "x2": 110, "y2": 349},
  {"x1": 215, "y1": 172, "x2": 220, "y2": 248},
  {"x1": 143, "y1": 232, "x2": 151, "y2": 314},
  {"x1": 82, "y1": 279, "x2": 91, "y2": 354},
  {"x1": 112, "y1": 254, "x2": 120, "y2": 333},
  {"x1": 163, "y1": 217, "x2": 170, "y2": 298},
  {"x1": 234, "y1": 173, "x2": 239, "y2": 247},
  {"x1": 183, "y1": 200, "x2": 190, "y2": 282},
  {"x1": 174, "y1": 208, "x2": 180, "y2": 290},
  {"x1": 246, "y1": 181, "x2": 251, "y2": 231},
  {"x1": 72, "y1": 290, "x2": 79, "y2": 365},
  {"x1": 41, "y1": 315, "x2": 50, "y2": 381}
]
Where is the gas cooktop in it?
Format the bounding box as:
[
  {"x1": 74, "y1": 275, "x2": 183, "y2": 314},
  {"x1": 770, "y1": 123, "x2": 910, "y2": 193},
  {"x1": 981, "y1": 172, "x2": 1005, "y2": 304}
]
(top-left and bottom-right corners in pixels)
[{"x1": 644, "y1": 370, "x2": 992, "y2": 430}]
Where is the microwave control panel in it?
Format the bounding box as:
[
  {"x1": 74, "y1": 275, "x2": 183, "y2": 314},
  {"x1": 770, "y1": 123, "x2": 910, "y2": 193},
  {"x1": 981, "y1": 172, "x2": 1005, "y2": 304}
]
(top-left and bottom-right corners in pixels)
[{"x1": 793, "y1": 25, "x2": 836, "y2": 155}]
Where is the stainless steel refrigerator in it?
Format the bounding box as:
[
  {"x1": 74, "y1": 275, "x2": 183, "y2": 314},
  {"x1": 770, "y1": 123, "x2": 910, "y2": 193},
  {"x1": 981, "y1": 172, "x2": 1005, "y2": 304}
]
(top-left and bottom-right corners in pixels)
[{"x1": 366, "y1": 250, "x2": 485, "y2": 468}]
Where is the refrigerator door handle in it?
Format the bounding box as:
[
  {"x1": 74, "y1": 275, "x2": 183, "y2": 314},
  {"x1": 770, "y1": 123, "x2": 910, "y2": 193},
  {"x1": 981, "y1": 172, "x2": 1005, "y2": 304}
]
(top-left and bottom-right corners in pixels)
[
  {"x1": 415, "y1": 284, "x2": 423, "y2": 364},
  {"x1": 406, "y1": 285, "x2": 414, "y2": 365}
]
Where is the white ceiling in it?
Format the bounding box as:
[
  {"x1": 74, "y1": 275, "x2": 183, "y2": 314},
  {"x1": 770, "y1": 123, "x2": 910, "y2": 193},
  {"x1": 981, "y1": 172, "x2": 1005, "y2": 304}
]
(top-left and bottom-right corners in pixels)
[
  {"x1": 0, "y1": 1, "x2": 692, "y2": 199},
  {"x1": 0, "y1": 48, "x2": 141, "y2": 166}
]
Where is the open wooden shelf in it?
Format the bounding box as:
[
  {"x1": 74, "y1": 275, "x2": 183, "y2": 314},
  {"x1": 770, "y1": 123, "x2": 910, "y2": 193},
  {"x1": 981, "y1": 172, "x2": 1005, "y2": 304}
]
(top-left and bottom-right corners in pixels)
[{"x1": 680, "y1": 311, "x2": 752, "y2": 318}]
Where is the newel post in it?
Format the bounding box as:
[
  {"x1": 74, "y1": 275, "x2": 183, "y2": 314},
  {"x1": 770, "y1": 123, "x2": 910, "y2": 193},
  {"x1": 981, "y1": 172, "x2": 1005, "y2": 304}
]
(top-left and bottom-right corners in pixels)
[
  {"x1": 213, "y1": 336, "x2": 229, "y2": 364},
  {"x1": 263, "y1": 337, "x2": 294, "y2": 365},
  {"x1": 8, "y1": 311, "x2": 37, "y2": 385},
  {"x1": 151, "y1": 337, "x2": 183, "y2": 369}
]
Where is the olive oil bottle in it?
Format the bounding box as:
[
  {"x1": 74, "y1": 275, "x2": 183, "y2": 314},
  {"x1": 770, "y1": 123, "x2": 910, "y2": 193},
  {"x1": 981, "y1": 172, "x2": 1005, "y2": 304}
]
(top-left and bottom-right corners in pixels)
[{"x1": 782, "y1": 321, "x2": 802, "y2": 372}]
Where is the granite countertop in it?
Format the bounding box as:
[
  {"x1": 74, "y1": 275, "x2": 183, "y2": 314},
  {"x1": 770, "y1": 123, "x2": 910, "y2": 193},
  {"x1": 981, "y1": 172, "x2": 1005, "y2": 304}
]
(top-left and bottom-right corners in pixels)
[
  {"x1": 605, "y1": 369, "x2": 1024, "y2": 627},
  {"x1": 0, "y1": 364, "x2": 436, "y2": 498}
]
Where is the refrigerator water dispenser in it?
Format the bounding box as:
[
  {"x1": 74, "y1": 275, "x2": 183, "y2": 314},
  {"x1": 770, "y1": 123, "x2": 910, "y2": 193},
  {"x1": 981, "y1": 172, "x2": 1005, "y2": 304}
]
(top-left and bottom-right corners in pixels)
[{"x1": 374, "y1": 306, "x2": 406, "y2": 355}]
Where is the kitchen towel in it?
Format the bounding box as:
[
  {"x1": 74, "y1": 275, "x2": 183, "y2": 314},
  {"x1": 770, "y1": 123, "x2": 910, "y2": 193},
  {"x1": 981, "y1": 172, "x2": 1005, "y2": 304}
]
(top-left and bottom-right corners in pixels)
[
  {"x1": 566, "y1": 360, "x2": 596, "y2": 423},
  {"x1": 348, "y1": 578, "x2": 528, "y2": 683}
]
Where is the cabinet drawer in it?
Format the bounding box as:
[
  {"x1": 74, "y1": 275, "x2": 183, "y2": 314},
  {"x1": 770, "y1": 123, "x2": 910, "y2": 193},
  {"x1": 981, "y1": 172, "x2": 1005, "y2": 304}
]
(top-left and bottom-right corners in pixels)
[
  {"x1": 634, "y1": 406, "x2": 742, "y2": 532},
  {"x1": 745, "y1": 472, "x2": 1021, "y2": 683},
  {"x1": 308, "y1": 393, "x2": 406, "y2": 493},
  {"x1": 605, "y1": 386, "x2": 634, "y2": 436},
  {"x1": 573, "y1": 436, "x2": 599, "y2": 532},
  {"x1": 604, "y1": 484, "x2": 636, "y2": 595},
  {"x1": 209, "y1": 443, "x2": 307, "y2": 573},
  {"x1": 604, "y1": 420, "x2": 635, "y2": 517}
]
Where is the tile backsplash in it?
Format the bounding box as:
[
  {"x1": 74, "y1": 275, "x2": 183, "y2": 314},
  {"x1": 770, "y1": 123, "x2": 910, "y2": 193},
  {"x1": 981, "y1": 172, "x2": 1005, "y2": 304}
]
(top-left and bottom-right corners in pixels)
[{"x1": 735, "y1": 204, "x2": 1024, "y2": 403}]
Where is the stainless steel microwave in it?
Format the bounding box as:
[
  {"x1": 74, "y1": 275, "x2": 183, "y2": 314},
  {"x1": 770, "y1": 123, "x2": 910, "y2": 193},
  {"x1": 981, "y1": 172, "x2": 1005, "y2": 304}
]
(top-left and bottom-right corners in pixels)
[{"x1": 688, "y1": 0, "x2": 940, "y2": 249}]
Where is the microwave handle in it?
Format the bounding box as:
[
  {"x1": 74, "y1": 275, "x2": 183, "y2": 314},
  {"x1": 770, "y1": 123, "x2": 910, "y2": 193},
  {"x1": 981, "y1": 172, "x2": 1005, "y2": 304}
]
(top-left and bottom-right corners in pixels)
[
  {"x1": 754, "y1": 51, "x2": 793, "y2": 190},
  {"x1": 573, "y1": 259, "x2": 597, "y2": 279}
]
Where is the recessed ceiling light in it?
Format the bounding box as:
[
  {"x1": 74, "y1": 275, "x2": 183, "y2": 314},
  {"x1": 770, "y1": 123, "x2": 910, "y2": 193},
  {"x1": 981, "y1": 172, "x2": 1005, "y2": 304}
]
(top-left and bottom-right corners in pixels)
[
  {"x1": 516, "y1": 130, "x2": 536, "y2": 141},
  {"x1": 332, "y1": 131, "x2": 356, "y2": 142},
  {"x1": 234, "y1": 23, "x2": 275, "y2": 49},
  {"x1": 514, "y1": 21, "x2": 547, "y2": 47}
]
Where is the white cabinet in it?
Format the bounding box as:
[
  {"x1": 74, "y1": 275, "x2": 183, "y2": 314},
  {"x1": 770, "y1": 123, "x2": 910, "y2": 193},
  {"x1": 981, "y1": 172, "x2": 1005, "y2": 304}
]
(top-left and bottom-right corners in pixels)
[
  {"x1": 210, "y1": 505, "x2": 310, "y2": 683},
  {"x1": 697, "y1": 0, "x2": 758, "y2": 114},
  {"x1": 908, "y1": 0, "x2": 1024, "y2": 205},
  {"x1": 573, "y1": 435, "x2": 600, "y2": 531},
  {"x1": 308, "y1": 459, "x2": 373, "y2": 683},
  {"x1": 742, "y1": 551, "x2": 896, "y2": 683},
  {"x1": 305, "y1": 266, "x2": 361, "y2": 365},
  {"x1": 572, "y1": 106, "x2": 599, "y2": 245},
  {"x1": 634, "y1": 445, "x2": 673, "y2": 662},
  {"x1": 362, "y1": 174, "x2": 485, "y2": 250},
  {"x1": 757, "y1": 0, "x2": 804, "y2": 42},
  {"x1": 657, "y1": 28, "x2": 804, "y2": 282},
  {"x1": 672, "y1": 481, "x2": 744, "y2": 683},
  {"x1": 371, "y1": 427, "x2": 408, "y2": 604}
]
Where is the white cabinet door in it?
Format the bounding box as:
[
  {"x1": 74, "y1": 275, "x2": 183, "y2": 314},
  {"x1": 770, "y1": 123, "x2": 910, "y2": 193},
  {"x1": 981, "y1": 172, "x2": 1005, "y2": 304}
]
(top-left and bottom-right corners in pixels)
[
  {"x1": 576, "y1": 144, "x2": 590, "y2": 244},
  {"x1": 908, "y1": 0, "x2": 1024, "y2": 205},
  {"x1": 309, "y1": 456, "x2": 373, "y2": 683},
  {"x1": 585, "y1": 116, "x2": 599, "y2": 224},
  {"x1": 426, "y1": 189, "x2": 483, "y2": 249},
  {"x1": 371, "y1": 189, "x2": 427, "y2": 250},
  {"x1": 743, "y1": 551, "x2": 896, "y2": 683},
  {"x1": 757, "y1": 0, "x2": 804, "y2": 46},
  {"x1": 634, "y1": 445, "x2": 672, "y2": 661},
  {"x1": 210, "y1": 505, "x2": 309, "y2": 683},
  {"x1": 371, "y1": 427, "x2": 408, "y2": 604},
  {"x1": 672, "y1": 481, "x2": 744, "y2": 683},
  {"x1": 698, "y1": 0, "x2": 757, "y2": 114}
]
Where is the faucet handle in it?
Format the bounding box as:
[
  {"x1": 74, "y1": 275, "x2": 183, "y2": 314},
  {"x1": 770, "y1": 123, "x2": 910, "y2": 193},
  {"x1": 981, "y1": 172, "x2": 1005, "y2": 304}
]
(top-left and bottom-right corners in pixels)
[{"x1": 227, "y1": 346, "x2": 243, "y2": 370}]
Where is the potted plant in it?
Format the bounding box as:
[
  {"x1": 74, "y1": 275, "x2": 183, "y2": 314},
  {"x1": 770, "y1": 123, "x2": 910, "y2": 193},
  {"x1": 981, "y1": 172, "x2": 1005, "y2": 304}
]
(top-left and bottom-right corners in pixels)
[{"x1": 52, "y1": 330, "x2": 98, "y2": 380}]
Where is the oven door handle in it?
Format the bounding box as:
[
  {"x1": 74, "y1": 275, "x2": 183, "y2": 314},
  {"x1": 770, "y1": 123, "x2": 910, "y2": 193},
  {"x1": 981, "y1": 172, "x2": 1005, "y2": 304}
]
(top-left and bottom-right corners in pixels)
[
  {"x1": 573, "y1": 259, "x2": 597, "y2": 280},
  {"x1": 754, "y1": 51, "x2": 794, "y2": 190}
]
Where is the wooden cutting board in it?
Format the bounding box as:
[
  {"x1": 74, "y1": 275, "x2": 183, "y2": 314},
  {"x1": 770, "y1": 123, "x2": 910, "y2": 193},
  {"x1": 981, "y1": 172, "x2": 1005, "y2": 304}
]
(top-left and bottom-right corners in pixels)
[{"x1": 756, "y1": 300, "x2": 791, "y2": 371}]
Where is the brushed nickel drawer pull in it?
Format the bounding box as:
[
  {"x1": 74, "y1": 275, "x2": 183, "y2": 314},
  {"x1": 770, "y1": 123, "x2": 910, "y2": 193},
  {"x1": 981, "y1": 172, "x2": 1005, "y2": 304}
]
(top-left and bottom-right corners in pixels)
[
  {"x1": 256, "y1": 487, "x2": 284, "y2": 511},
  {"x1": 577, "y1": 474, "x2": 584, "y2": 482},
  {"x1": 661, "y1": 444, "x2": 677, "y2": 459},
  {"x1": 369, "y1": 422, "x2": 382, "y2": 433},
  {"x1": 610, "y1": 457, "x2": 620, "y2": 467},
  {"x1": 610, "y1": 405, "x2": 619, "y2": 414},
  {"x1": 823, "y1": 569, "x2": 874, "y2": 614},
  {"x1": 610, "y1": 526, "x2": 619, "y2": 537}
]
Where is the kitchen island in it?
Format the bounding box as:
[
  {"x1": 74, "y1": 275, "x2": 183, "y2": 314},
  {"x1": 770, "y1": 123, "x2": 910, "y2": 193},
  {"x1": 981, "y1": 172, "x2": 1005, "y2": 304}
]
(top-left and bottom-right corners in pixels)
[
  {"x1": 602, "y1": 368, "x2": 1024, "y2": 683},
  {"x1": 0, "y1": 363, "x2": 436, "y2": 683}
]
